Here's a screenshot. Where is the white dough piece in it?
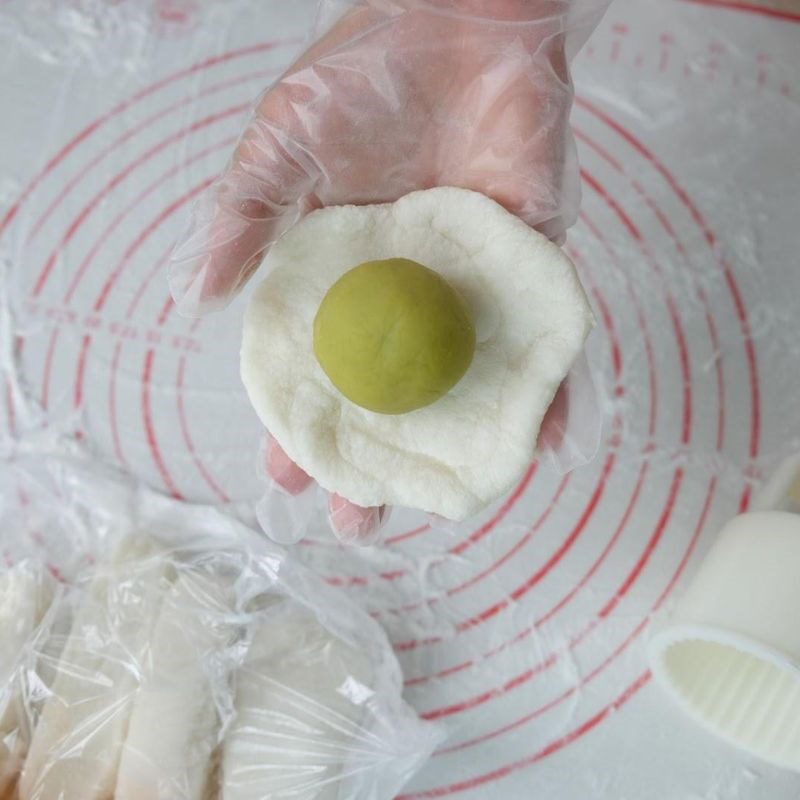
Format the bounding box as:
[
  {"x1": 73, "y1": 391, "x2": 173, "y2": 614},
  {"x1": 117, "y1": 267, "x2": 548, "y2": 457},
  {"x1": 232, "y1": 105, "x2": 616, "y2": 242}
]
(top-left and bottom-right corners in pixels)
[
  {"x1": 0, "y1": 567, "x2": 55, "y2": 797},
  {"x1": 115, "y1": 568, "x2": 235, "y2": 800},
  {"x1": 241, "y1": 187, "x2": 594, "y2": 519},
  {"x1": 222, "y1": 601, "x2": 372, "y2": 800},
  {"x1": 19, "y1": 538, "x2": 174, "y2": 800}
]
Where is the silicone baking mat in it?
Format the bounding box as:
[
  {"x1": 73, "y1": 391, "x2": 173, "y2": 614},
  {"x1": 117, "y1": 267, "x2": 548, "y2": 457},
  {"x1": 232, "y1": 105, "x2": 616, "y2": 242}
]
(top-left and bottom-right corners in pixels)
[{"x1": 2, "y1": 0, "x2": 800, "y2": 796}]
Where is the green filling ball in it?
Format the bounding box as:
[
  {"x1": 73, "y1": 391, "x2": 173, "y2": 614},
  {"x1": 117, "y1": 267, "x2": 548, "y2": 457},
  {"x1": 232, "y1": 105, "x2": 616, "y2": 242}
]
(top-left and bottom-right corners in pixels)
[{"x1": 313, "y1": 258, "x2": 476, "y2": 415}]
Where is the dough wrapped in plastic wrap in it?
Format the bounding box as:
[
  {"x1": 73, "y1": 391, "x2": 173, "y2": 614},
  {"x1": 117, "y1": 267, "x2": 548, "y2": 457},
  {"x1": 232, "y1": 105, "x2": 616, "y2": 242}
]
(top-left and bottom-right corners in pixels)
[
  {"x1": 0, "y1": 455, "x2": 441, "y2": 800},
  {"x1": 115, "y1": 567, "x2": 237, "y2": 800},
  {"x1": 20, "y1": 539, "x2": 174, "y2": 800},
  {"x1": 0, "y1": 566, "x2": 55, "y2": 798},
  {"x1": 223, "y1": 600, "x2": 374, "y2": 799}
]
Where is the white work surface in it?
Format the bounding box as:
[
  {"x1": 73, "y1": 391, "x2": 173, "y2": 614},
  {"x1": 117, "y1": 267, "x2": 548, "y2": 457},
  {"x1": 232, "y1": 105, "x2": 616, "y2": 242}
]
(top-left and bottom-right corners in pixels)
[{"x1": 2, "y1": 0, "x2": 800, "y2": 797}]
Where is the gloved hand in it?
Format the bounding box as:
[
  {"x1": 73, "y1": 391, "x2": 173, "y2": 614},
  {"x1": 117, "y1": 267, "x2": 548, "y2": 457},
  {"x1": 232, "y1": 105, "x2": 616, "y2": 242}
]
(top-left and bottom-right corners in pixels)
[{"x1": 169, "y1": 0, "x2": 604, "y2": 544}]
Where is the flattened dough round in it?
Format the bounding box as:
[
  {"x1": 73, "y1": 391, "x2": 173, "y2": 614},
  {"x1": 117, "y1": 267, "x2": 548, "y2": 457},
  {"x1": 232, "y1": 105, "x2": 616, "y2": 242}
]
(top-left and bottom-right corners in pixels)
[{"x1": 241, "y1": 188, "x2": 594, "y2": 520}]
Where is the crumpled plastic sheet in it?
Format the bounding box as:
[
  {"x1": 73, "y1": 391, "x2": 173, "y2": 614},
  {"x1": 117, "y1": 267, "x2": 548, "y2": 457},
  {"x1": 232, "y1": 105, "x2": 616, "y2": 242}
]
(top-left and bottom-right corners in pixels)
[
  {"x1": 0, "y1": 451, "x2": 442, "y2": 799},
  {"x1": 2, "y1": 0, "x2": 800, "y2": 798}
]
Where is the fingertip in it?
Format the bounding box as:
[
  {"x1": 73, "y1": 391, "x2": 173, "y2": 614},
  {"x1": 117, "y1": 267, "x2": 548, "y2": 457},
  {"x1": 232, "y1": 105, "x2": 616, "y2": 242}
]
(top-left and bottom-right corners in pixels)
[
  {"x1": 328, "y1": 494, "x2": 385, "y2": 545},
  {"x1": 168, "y1": 191, "x2": 271, "y2": 317},
  {"x1": 265, "y1": 438, "x2": 313, "y2": 495}
]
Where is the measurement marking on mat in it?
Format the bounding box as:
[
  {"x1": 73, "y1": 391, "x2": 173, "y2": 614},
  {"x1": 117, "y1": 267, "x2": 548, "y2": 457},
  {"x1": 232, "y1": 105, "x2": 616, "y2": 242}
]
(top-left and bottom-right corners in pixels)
[
  {"x1": 24, "y1": 301, "x2": 202, "y2": 353},
  {"x1": 584, "y1": 25, "x2": 790, "y2": 95}
]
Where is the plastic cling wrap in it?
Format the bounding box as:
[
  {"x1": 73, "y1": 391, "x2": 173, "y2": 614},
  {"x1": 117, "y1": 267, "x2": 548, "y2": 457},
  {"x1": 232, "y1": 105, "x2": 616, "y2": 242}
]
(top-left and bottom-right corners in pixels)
[{"x1": 0, "y1": 455, "x2": 442, "y2": 800}]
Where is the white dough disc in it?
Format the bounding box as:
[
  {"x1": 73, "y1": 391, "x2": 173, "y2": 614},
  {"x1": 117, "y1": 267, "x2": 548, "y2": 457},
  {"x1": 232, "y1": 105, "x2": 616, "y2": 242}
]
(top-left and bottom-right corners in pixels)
[{"x1": 241, "y1": 188, "x2": 594, "y2": 520}]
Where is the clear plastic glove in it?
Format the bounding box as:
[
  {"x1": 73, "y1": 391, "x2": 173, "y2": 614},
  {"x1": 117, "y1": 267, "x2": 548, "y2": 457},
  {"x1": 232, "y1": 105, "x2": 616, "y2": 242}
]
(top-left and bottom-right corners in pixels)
[{"x1": 169, "y1": 0, "x2": 607, "y2": 544}]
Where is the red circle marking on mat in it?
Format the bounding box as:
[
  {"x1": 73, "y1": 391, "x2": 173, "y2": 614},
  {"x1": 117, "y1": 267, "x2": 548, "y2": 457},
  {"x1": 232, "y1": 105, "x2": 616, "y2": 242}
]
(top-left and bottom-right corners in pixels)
[
  {"x1": 428, "y1": 465, "x2": 686, "y2": 735},
  {"x1": 0, "y1": 40, "x2": 296, "y2": 238},
  {"x1": 576, "y1": 96, "x2": 760, "y2": 467},
  {"x1": 40, "y1": 330, "x2": 59, "y2": 410},
  {"x1": 398, "y1": 471, "x2": 718, "y2": 798},
  {"x1": 680, "y1": 0, "x2": 800, "y2": 23},
  {"x1": 107, "y1": 241, "x2": 175, "y2": 466},
  {"x1": 158, "y1": 315, "x2": 231, "y2": 503},
  {"x1": 63, "y1": 129, "x2": 240, "y2": 305},
  {"x1": 31, "y1": 105, "x2": 248, "y2": 301},
  {"x1": 103, "y1": 132, "x2": 235, "y2": 487},
  {"x1": 174, "y1": 354, "x2": 231, "y2": 502},
  {"x1": 141, "y1": 348, "x2": 183, "y2": 499},
  {"x1": 26, "y1": 67, "x2": 278, "y2": 244},
  {"x1": 41, "y1": 134, "x2": 234, "y2": 411},
  {"x1": 574, "y1": 127, "x2": 726, "y2": 451},
  {"x1": 394, "y1": 448, "x2": 617, "y2": 654},
  {"x1": 2, "y1": 39, "x2": 294, "y2": 427},
  {"x1": 34, "y1": 107, "x2": 248, "y2": 457},
  {"x1": 65, "y1": 178, "x2": 213, "y2": 496},
  {"x1": 73, "y1": 177, "x2": 213, "y2": 345},
  {"x1": 384, "y1": 523, "x2": 431, "y2": 545},
  {"x1": 108, "y1": 340, "x2": 127, "y2": 467}
]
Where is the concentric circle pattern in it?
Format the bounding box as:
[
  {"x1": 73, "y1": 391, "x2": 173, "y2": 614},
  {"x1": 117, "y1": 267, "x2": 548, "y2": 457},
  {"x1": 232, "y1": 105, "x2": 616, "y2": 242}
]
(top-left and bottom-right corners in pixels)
[{"x1": 3, "y1": 2, "x2": 794, "y2": 797}]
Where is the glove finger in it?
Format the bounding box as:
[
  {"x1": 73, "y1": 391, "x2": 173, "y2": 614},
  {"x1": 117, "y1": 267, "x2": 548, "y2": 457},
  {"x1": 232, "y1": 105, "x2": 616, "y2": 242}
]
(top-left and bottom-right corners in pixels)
[
  {"x1": 327, "y1": 493, "x2": 386, "y2": 546},
  {"x1": 262, "y1": 435, "x2": 314, "y2": 495},
  {"x1": 168, "y1": 119, "x2": 321, "y2": 316}
]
